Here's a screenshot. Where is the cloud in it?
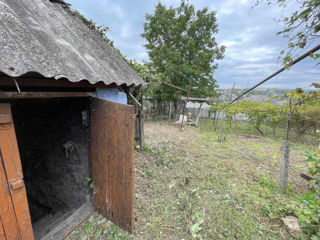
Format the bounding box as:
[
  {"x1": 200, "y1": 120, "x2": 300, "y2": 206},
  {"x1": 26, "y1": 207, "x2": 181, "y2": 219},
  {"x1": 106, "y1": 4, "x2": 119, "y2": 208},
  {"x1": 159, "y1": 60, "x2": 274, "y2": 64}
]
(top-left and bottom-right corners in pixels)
[
  {"x1": 112, "y1": 5, "x2": 125, "y2": 19},
  {"x1": 101, "y1": 0, "x2": 109, "y2": 7},
  {"x1": 211, "y1": 0, "x2": 250, "y2": 17},
  {"x1": 120, "y1": 23, "x2": 132, "y2": 38},
  {"x1": 67, "y1": 0, "x2": 318, "y2": 89},
  {"x1": 221, "y1": 40, "x2": 239, "y2": 47}
]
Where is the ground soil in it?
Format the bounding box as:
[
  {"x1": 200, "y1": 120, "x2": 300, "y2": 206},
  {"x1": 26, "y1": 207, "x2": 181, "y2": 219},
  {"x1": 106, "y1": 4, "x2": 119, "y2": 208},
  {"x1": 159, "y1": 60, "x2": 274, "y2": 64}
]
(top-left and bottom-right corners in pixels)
[{"x1": 68, "y1": 121, "x2": 315, "y2": 240}]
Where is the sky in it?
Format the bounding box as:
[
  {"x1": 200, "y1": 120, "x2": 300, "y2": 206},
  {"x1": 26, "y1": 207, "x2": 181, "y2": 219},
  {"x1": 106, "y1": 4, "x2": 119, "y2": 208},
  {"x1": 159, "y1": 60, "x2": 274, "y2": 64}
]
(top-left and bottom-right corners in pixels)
[{"x1": 66, "y1": 0, "x2": 319, "y2": 89}]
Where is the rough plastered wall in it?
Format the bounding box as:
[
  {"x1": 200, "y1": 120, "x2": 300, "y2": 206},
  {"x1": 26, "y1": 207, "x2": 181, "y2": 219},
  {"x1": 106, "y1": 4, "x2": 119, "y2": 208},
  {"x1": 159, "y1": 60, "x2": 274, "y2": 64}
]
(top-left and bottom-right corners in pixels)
[{"x1": 11, "y1": 98, "x2": 91, "y2": 222}]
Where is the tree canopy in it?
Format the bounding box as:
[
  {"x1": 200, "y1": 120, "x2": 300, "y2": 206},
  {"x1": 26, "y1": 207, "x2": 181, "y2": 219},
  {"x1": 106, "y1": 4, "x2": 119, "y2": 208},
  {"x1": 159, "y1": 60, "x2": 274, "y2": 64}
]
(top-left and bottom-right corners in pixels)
[{"x1": 141, "y1": 1, "x2": 225, "y2": 101}]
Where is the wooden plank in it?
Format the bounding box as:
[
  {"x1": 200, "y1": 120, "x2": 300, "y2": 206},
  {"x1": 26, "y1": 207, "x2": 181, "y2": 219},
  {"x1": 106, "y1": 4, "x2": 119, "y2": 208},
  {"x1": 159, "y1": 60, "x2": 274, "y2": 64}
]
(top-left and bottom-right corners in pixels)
[
  {"x1": 0, "y1": 114, "x2": 11, "y2": 125},
  {"x1": 0, "y1": 92, "x2": 89, "y2": 99},
  {"x1": 0, "y1": 104, "x2": 34, "y2": 239},
  {"x1": 0, "y1": 218, "x2": 6, "y2": 240},
  {"x1": 40, "y1": 201, "x2": 94, "y2": 240},
  {"x1": 0, "y1": 153, "x2": 21, "y2": 240},
  {"x1": 90, "y1": 99, "x2": 135, "y2": 233},
  {"x1": 0, "y1": 77, "x2": 117, "y2": 89}
]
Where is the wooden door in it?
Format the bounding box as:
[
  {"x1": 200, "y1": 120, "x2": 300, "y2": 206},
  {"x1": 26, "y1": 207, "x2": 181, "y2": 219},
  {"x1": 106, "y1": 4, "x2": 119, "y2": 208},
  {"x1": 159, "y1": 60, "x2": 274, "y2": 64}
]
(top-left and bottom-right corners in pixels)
[
  {"x1": 0, "y1": 104, "x2": 34, "y2": 240},
  {"x1": 90, "y1": 99, "x2": 135, "y2": 233}
]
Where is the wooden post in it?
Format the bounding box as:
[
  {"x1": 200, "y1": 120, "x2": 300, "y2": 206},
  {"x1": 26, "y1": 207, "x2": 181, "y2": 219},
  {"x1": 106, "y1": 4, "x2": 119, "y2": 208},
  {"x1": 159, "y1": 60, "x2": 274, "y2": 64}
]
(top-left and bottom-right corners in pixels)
[
  {"x1": 176, "y1": 102, "x2": 182, "y2": 120},
  {"x1": 195, "y1": 102, "x2": 203, "y2": 127},
  {"x1": 168, "y1": 102, "x2": 172, "y2": 120},
  {"x1": 214, "y1": 109, "x2": 219, "y2": 131},
  {"x1": 280, "y1": 140, "x2": 290, "y2": 190},
  {"x1": 139, "y1": 94, "x2": 145, "y2": 149},
  {"x1": 280, "y1": 97, "x2": 292, "y2": 190},
  {"x1": 286, "y1": 97, "x2": 292, "y2": 141},
  {"x1": 180, "y1": 77, "x2": 193, "y2": 130}
]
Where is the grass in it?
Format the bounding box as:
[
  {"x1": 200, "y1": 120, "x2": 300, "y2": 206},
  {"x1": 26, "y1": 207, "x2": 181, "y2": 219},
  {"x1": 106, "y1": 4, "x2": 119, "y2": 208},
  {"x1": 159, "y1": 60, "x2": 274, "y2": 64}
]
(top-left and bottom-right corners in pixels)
[
  {"x1": 68, "y1": 120, "x2": 318, "y2": 239},
  {"x1": 199, "y1": 118, "x2": 319, "y2": 147}
]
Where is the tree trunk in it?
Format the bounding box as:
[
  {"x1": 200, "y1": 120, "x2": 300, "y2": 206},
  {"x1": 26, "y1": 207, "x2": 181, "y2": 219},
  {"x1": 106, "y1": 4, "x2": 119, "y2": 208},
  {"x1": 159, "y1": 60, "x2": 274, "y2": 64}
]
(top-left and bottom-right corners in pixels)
[
  {"x1": 299, "y1": 122, "x2": 313, "y2": 135},
  {"x1": 169, "y1": 102, "x2": 172, "y2": 120},
  {"x1": 176, "y1": 102, "x2": 182, "y2": 120},
  {"x1": 255, "y1": 126, "x2": 264, "y2": 136},
  {"x1": 214, "y1": 110, "x2": 219, "y2": 131}
]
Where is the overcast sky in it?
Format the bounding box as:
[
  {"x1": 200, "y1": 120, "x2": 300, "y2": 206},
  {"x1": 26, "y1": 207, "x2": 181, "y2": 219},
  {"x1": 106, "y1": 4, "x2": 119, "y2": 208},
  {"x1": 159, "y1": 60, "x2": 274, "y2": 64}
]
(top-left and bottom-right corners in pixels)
[{"x1": 67, "y1": 0, "x2": 319, "y2": 89}]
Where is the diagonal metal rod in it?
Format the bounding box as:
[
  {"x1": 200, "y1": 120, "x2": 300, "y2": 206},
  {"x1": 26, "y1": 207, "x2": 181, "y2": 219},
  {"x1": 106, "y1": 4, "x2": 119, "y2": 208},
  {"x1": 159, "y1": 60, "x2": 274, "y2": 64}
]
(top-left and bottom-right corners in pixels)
[
  {"x1": 126, "y1": 90, "x2": 142, "y2": 108},
  {"x1": 222, "y1": 44, "x2": 320, "y2": 109},
  {"x1": 159, "y1": 80, "x2": 190, "y2": 92}
]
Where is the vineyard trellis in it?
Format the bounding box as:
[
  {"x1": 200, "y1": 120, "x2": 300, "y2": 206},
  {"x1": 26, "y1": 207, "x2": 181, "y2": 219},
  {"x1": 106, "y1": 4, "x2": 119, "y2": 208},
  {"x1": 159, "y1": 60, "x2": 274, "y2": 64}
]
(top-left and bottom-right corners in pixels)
[{"x1": 211, "y1": 44, "x2": 320, "y2": 192}]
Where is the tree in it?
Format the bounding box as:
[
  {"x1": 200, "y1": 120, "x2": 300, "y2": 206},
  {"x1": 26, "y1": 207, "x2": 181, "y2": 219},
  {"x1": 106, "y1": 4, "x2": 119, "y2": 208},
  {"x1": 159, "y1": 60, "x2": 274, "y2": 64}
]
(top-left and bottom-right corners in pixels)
[
  {"x1": 141, "y1": 1, "x2": 225, "y2": 101},
  {"x1": 255, "y1": 0, "x2": 320, "y2": 64},
  {"x1": 127, "y1": 60, "x2": 162, "y2": 98}
]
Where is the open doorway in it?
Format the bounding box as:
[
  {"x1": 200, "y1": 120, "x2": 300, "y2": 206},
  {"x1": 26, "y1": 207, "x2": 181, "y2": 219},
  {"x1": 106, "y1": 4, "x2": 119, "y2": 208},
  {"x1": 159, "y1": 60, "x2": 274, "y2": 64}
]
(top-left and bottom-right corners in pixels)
[{"x1": 11, "y1": 98, "x2": 93, "y2": 239}]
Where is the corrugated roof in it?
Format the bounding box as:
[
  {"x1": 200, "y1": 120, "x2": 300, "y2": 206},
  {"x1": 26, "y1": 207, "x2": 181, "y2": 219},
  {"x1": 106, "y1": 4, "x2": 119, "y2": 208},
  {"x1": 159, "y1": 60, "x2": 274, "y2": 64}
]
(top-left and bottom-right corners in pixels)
[{"x1": 0, "y1": 0, "x2": 145, "y2": 86}]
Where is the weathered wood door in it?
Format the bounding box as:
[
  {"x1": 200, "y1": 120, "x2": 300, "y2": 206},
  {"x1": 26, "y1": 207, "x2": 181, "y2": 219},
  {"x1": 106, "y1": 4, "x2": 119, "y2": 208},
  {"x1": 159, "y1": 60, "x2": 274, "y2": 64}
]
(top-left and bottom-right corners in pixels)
[
  {"x1": 90, "y1": 99, "x2": 135, "y2": 233},
  {"x1": 0, "y1": 104, "x2": 34, "y2": 240}
]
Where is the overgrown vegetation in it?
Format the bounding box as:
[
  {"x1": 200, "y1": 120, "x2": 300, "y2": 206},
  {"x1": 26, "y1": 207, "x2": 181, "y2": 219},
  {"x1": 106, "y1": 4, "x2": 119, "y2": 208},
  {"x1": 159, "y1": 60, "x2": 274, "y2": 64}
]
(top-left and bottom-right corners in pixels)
[
  {"x1": 205, "y1": 87, "x2": 320, "y2": 239},
  {"x1": 263, "y1": 151, "x2": 320, "y2": 239}
]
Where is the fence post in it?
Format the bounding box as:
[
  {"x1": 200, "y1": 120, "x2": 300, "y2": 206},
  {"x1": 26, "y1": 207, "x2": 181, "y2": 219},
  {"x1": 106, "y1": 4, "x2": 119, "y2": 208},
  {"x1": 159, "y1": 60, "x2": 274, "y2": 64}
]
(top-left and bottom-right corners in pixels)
[
  {"x1": 213, "y1": 109, "x2": 219, "y2": 131},
  {"x1": 195, "y1": 102, "x2": 203, "y2": 127},
  {"x1": 180, "y1": 77, "x2": 193, "y2": 130},
  {"x1": 280, "y1": 140, "x2": 290, "y2": 190},
  {"x1": 169, "y1": 102, "x2": 172, "y2": 120},
  {"x1": 139, "y1": 94, "x2": 145, "y2": 149}
]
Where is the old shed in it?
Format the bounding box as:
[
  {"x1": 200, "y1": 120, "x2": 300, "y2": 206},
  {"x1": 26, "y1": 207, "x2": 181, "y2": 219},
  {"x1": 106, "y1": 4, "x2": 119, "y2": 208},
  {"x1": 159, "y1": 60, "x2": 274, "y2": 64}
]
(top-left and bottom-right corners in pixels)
[{"x1": 0, "y1": 0, "x2": 144, "y2": 239}]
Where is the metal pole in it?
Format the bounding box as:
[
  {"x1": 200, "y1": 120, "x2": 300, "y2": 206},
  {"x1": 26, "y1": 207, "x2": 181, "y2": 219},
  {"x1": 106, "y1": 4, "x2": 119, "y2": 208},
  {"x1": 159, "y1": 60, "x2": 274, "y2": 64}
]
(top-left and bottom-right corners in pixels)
[
  {"x1": 286, "y1": 97, "x2": 292, "y2": 141},
  {"x1": 223, "y1": 44, "x2": 320, "y2": 109}
]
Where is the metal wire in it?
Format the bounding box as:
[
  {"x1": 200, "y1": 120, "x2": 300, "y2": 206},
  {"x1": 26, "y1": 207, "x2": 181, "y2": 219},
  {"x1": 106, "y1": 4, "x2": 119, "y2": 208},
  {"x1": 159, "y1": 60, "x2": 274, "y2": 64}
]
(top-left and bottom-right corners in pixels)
[{"x1": 222, "y1": 44, "x2": 320, "y2": 110}]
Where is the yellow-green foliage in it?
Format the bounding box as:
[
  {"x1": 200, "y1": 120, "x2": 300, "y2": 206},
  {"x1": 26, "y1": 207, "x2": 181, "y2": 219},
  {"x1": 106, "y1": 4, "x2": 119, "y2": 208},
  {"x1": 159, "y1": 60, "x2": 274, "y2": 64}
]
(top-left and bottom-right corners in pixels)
[{"x1": 211, "y1": 89, "x2": 320, "y2": 136}]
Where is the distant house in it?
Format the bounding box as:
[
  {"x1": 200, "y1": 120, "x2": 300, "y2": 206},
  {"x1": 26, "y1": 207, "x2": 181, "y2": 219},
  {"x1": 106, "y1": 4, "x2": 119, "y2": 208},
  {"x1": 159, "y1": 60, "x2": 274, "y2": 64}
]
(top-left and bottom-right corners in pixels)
[
  {"x1": 186, "y1": 102, "x2": 211, "y2": 118},
  {"x1": 0, "y1": 0, "x2": 144, "y2": 239}
]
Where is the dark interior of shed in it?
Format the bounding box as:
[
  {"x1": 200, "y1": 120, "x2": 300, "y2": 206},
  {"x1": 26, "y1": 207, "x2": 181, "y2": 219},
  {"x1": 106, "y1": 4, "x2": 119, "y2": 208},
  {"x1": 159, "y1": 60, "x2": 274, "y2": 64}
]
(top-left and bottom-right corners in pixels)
[{"x1": 11, "y1": 97, "x2": 93, "y2": 239}]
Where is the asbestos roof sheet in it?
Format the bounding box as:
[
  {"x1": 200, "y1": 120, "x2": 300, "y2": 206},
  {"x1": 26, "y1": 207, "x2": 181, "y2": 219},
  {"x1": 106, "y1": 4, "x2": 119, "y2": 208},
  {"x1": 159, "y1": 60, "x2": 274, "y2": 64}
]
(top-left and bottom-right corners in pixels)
[{"x1": 0, "y1": 0, "x2": 145, "y2": 86}]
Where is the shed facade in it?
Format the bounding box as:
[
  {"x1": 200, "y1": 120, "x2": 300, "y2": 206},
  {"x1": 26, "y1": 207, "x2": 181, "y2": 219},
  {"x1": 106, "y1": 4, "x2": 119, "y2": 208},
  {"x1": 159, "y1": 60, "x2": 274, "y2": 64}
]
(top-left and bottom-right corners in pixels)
[{"x1": 0, "y1": 0, "x2": 144, "y2": 239}]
